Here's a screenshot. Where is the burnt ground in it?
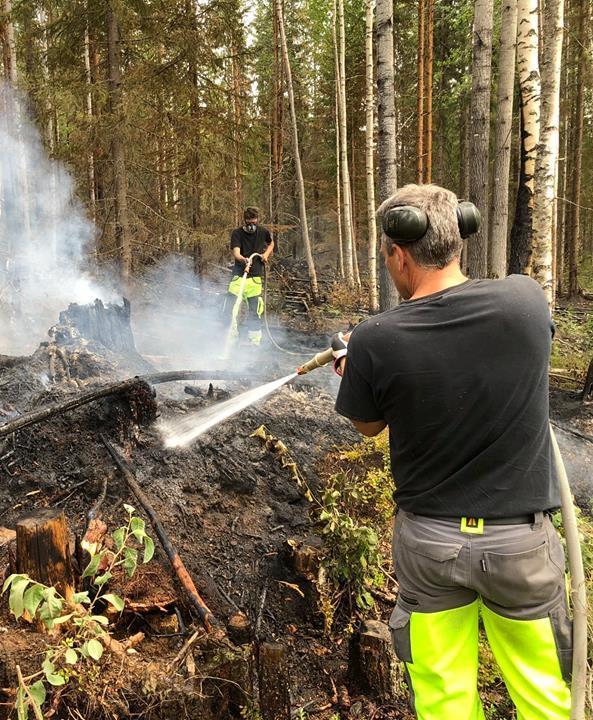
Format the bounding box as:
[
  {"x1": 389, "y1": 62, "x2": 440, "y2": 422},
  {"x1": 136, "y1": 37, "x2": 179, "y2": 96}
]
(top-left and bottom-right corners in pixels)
[{"x1": 0, "y1": 309, "x2": 592, "y2": 720}]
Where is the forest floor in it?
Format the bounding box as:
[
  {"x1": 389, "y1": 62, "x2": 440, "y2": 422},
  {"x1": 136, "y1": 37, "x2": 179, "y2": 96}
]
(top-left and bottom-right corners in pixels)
[{"x1": 0, "y1": 282, "x2": 592, "y2": 720}]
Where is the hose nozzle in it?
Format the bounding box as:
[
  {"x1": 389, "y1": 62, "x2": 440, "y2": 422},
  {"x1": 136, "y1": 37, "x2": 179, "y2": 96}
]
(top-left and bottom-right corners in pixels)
[{"x1": 296, "y1": 347, "x2": 334, "y2": 375}]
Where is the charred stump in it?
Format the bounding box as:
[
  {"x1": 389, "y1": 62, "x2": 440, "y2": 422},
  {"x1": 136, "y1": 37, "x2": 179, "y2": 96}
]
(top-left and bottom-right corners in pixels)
[
  {"x1": 257, "y1": 642, "x2": 291, "y2": 720},
  {"x1": 16, "y1": 509, "x2": 74, "y2": 603},
  {"x1": 57, "y1": 298, "x2": 136, "y2": 353},
  {"x1": 349, "y1": 619, "x2": 401, "y2": 701},
  {"x1": 583, "y1": 357, "x2": 593, "y2": 402}
]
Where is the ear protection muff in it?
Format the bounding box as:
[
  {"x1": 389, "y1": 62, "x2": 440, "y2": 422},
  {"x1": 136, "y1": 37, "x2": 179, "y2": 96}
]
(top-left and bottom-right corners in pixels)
[{"x1": 382, "y1": 201, "x2": 481, "y2": 243}]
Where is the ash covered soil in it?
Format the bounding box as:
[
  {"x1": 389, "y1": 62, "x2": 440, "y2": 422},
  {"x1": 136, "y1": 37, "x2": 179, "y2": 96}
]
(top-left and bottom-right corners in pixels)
[
  {"x1": 0, "y1": 313, "x2": 591, "y2": 720},
  {"x1": 0, "y1": 328, "x2": 416, "y2": 719}
]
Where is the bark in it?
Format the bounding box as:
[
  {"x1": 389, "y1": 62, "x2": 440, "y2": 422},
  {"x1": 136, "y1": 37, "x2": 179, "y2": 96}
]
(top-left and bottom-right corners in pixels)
[
  {"x1": 365, "y1": 0, "x2": 378, "y2": 312},
  {"x1": 276, "y1": 0, "x2": 319, "y2": 301},
  {"x1": 489, "y1": 0, "x2": 518, "y2": 278},
  {"x1": 556, "y1": 26, "x2": 570, "y2": 296},
  {"x1": 189, "y1": 0, "x2": 202, "y2": 275},
  {"x1": 2, "y1": 0, "x2": 17, "y2": 84},
  {"x1": 334, "y1": 0, "x2": 354, "y2": 285},
  {"x1": 231, "y1": 35, "x2": 243, "y2": 226},
  {"x1": 258, "y1": 643, "x2": 291, "y2": 720},
  {"x1": 532, "y1": 0, "x2": 564, "y2": 306},
  {"x1": 467, "y1": 0, "x2": 494, "y2": 278},
  {"x1": 107, "y1": 3, "x2": 131, "y2": 288},
  {"x1": 567, "y1": 0, "x2": 587, "y2": 297},
  {"x1": 416, "y1": 0, "x2": 425, "y2": 183},
  {"x1": 84, "y1": 22, "x2": 97, "y2": 227},
  {"x1": 423, "y1": 0, "x2": 434, "y2": 183},
  {"x1": 335, "y1": 85, "x2": 345, "y2": 277},
  {"x1": 375, "y1": 0, "x2": 399, "y2": 311},
  {"x1": 509, "y1": 0, "x2": 541, "y2": 274},
  {"x1": 270, "y1": 0, "x2": 284, "y2": 246}
]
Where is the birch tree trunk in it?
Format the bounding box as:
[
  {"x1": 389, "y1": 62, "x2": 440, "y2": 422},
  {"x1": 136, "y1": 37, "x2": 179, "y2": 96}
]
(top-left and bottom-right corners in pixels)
[
  {"x1": 567, "y1": 0, "x2": 587, "y2": 297},
  {"x1": 532, "y1": 0, "x2": 564, "y2": 305},
  {"x1": 489, "y1": 0, "x2": 518, "y2": 278},
  {"x1": 335, "y1": 83, "x2": 345, "y2": 277},
  {"x1": 375, "y1": 0, "x2": 399, "y2": 310},
  {"x1": 335, "y1": 0, "x2": 354, "y2": 286},
  {"x1": 509, "y1": 0, "x2": 540, "y2": 275},
  {"x1": 276, "y1": 0, "x2": 319, "y2": 301},
  {"x1": 2, "y1": 0, "x2": 17, "y2": 84},
  {"x1": 365, "y1": 0, "x2": 378, "y2": 312},
  {"x1": 467, "y1": 0, "x2": 494, "y2": 278},
  {"x1": 107, "y1": 2, "x2": 131, "y2": 288}
]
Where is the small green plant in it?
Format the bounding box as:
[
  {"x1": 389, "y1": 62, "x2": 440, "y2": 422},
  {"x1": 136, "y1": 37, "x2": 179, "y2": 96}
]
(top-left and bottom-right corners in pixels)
[{"x1": 2, "y1": 505, "x2": 154, "y2": 719}]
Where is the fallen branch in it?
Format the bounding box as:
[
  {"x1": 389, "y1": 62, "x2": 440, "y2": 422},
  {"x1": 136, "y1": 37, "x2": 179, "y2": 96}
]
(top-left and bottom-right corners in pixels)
[
  {"x1": 0, "y1": 370, "x2": 248, "y2": 439},
  {"x1": 100, "y1": 434, "x2": 216, "y2": 632}
]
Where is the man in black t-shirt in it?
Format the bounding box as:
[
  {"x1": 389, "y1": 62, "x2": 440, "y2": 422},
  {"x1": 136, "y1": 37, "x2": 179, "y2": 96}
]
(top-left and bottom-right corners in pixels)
[
  {"x1": 226, "y1": 207, "x2": 274, "y2": 346},
  {"x1": 332, "y1": 184, "x2": 570, "y2": 719}
]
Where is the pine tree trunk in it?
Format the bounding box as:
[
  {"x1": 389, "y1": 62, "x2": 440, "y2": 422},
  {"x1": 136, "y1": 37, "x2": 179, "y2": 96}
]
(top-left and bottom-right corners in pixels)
[
  {"x1": 276, "y1": 0, "x2": 319, "y2": 301},
  {"x1": 365, "y1": 0, "x2": 378, "y2": 312},
  {"x1": 467, "y1": 0, "x2": 494, "y2": 278},
  {"x1": 567, "y1": 0, "x2": 587, "y2": 297},
  {"x1": 509, "y1": 0, "x2": 540, "y2": 275},
  {"x1": 271, "y1": 0, "x2": 284, "y2": 246},
  {"x1": 489, "y1": 0, "x2": 518, "y2": 278},
  {"x1": 335, "y1": 84, "x2": 345, "y2": 277},
  {"x1": 231, "y1": 32, "x2": 243, "y2": 227},
  {"x1": 532, "y1": 0, "x2": 564, "y2": 305},
  {"x1": 107, "y1": 2, "x2": 131, "y2": 288},
  {"x1": 84, "y1": 23, "x2": 97, "y2": 228},
  {"x1": 416, "y1": 0, "x2": 425, "y2": 183},
  {"x1": 375, "y1": 0, "x2": 399, "y2": 310},
  {"x1": 189, "y1": 0, "x2": 202, "y2": 276},
  {"x1": 556, "y1": 24, "x2": 570, "y2": 296},
  {"x1": 350, "y1": 129, "x2": 361, "y2": 287},
  {"x1": 423, "y1": 0, "x2": 434, "y2": 183},
  {"x1": 335, "y1": 0, "x2": 355, "y2": 286}
]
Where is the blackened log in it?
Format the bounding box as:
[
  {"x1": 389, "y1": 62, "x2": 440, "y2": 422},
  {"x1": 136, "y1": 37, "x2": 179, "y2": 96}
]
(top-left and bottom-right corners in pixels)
[
  {"x1": 100, "y1": 435, "x2": 216, "y2": 632},
  {"x1": 257, "y1": 642, "x2": 291, "y2": 720}
]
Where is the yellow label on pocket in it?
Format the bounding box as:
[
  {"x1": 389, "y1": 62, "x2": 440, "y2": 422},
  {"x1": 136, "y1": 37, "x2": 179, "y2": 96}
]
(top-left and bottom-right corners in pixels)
[{"x1": 460, "y1": 517, "x2": 484, "y2": 535}]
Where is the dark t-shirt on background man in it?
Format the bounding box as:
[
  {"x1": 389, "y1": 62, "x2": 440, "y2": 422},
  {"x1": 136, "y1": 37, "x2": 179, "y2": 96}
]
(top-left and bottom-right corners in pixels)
[
  {"x1": 335, "y1": 274, "x2": 558, "y2": 518},
  {"x1": 230, "y1": 226, "x2": 273, "y2": 277}
]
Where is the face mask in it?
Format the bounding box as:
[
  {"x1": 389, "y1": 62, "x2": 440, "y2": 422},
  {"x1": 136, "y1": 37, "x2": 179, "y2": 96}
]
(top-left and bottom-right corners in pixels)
[{"x1": 244, "y1": 223, "x2": 257, "y2": 234}]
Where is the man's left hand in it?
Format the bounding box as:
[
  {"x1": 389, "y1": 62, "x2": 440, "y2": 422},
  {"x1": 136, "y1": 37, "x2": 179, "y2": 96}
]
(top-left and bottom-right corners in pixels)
[{"x1": 331, "y1": 332, "x2": 349, "y2": 376}]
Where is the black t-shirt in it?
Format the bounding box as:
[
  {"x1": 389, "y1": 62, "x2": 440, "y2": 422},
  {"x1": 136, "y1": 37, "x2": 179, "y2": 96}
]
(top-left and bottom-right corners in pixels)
[
  {"x1": 335, "y1": 275, "x2": 559, "y2": 518},
  {"x1": 230, "y1": 226, "x2": 273, "y2": 277}
]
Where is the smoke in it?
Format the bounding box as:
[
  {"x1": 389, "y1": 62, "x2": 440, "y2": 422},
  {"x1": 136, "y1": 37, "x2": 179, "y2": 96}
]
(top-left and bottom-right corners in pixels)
[{"x1": 0, "y1": 84, "x2": 104, "y2": 355}]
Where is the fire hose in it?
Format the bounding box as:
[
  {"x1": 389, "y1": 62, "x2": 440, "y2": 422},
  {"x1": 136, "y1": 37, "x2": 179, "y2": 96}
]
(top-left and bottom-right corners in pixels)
[{"x1": 296, "y1": 344, "x2": 588, "y2": 718}]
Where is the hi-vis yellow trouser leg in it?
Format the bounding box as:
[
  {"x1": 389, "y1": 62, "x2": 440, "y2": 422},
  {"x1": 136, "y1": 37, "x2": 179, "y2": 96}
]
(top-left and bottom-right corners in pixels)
[
  {"x1": 390, "y1": 510, "x2": 572, "y2": 720},
  {"x1": 226, "y1": 275, "x2": 264, "y2": 345}
]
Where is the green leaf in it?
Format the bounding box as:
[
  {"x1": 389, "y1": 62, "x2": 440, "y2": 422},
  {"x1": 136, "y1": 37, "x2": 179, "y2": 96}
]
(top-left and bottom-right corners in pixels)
[
  {"x1": 9, "y1": 577, "x2": 31, "y2": 619},
  {"x1": 102, "y1": 593, "x2": 124, "y2": 612},
  {"x1": 87, "y1": 639, "x2": 104, "y2": 661},
  {"x1": 45, "y1": 673, "x2": 66, "y2": 687},
  {"x1": 2, "y1": 573, "x2": 27, "y2": 595},
  {"x1": 79, "y1": 642, "x2": 89, "y2": 658},
  {"x1": 90, "y1": 614, "x2": 109, "y2": 626},
  {"x1": 143, "y1": 536, "x2": 155, "y2": 564},
  {"x1": 123, "y1": 503, "x2": 135, "y2": 515},
  {"x1": 23, "y1": 584, "x2": 44, "y2": 618},
  {"x1": 72, "y1": 591, "x2": 90, "y2": 604},
  {"x1": 130, "y1": 517, "x2": 146, "y2": 541},
  {"x1": 64, "y1": 649, "x2": 78, "y2": 665},
  {"x1": 29, "y1": 680, "x2": 46, "y2": 708},
  {"x1": 42, "y1": 656, "x2": 55, "y2": 677},
  {"x1": 82, "y1": 552, "x2": 102, "y2": 579},
  {"x1": 112, "y1": 527, "x2": 126, "y2": 551},
  {"x1": 94, "y1": 571, "x2": 113, "y2": 587},
  {"x1": 123, "y1": 547, "x2": 138, "y2": 577},
  {"x1": 52, "y1": 613, "x2": 74, "y2": 626}
]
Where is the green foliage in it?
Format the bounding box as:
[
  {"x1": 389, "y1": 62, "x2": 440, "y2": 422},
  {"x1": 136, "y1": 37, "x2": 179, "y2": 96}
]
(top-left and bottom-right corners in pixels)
[
  {"x1": 2, "y1": 509, "x2": 154, "y2": 719},
  {"x1": 316, "y1": 432, "x2": 393, "y2": 629},
  {"x1": 550, "y1": 307, "x2": 593, "y2": 377}
]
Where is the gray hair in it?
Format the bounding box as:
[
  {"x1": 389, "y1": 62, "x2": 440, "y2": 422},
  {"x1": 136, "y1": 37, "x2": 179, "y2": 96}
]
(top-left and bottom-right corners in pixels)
[{"x1": 376, "y1": 184, "x2": 463, "y2": 269}]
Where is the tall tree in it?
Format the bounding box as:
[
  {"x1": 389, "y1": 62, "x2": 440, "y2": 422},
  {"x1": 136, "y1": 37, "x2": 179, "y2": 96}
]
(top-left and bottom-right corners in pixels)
[
  {"x1": 335, "y1": 0, "x2": 355, "y2": 286},
  {"x1": 416, "y1": 0, "x2": 425, "y2": 183},
  {"x1": 107, "y1": 2, "x2": 131, "y2": 287},
  {"x1": 509, "y1": 0, "x2": 541, "y2": 274},
  {"x1": 270, "y1": 0, "x2": 284, "y2": 246},
  {"x1": 489, "y1": 0, "x2": 518, "y2": 279},
  {"x1": 276, "y1": 0, "x2": 319, "y2": 300},
  {"x1": 532, "y1": 0, "x2": 564, "y2": 304},
  {"x1": 2, "y1": 0, "x2": 17, "y2": 84},
  {"x1": 365, "y1": 0, "x2": 378, "y2": 312},
  {"x1": 423, "y1": 0, "x2": 434, "y2": 183},
  {"x1": 375, "y1": 0, "x2": 398, "y2": 310},
  {"x1": 467, "y1": 0, "x2": 494, "y2": 278}
]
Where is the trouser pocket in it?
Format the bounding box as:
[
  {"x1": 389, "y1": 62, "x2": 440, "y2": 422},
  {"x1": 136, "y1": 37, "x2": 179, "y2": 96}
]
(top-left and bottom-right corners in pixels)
[{"x1": 389, "y1": 604, "x2": 413, "y2": 663}]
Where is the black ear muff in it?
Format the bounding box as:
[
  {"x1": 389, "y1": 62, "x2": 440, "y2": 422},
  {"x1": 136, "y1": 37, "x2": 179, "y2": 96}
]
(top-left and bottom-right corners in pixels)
[
  {"x1": 382, "y1": 205, "x2": 429, "y2": 243},
  {"x1": 456, "y1": 201, "x2": 481, "y2": 239}
]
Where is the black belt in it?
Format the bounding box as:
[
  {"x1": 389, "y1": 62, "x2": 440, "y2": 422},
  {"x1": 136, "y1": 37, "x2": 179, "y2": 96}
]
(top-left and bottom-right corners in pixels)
[{"x1": 432, "y1": 513, "x2": 540, "y2": 526}]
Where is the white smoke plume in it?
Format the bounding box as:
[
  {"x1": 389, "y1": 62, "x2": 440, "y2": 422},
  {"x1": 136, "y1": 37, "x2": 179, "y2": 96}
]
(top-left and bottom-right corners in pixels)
[{"x1": 0, "y1": 84, "x2": 104, "y2": 355}]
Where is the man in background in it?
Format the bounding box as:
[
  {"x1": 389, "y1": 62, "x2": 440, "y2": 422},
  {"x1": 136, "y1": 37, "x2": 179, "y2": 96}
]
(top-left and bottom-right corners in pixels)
[{"x1": 226, "y1": 207, "x2": 274, "y2": 347}]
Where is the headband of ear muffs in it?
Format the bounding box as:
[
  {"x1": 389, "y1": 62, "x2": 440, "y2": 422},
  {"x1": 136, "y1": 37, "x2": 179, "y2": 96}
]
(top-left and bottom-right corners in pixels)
[{"x1": 382, "y1": 201, "x2": 481, "y2": 243}]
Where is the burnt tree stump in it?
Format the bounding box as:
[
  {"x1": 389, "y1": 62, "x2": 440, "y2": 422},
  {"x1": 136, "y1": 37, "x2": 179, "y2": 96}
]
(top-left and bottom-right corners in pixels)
[
  {"x1": 16, "y1": 509, "x2": 74, "y2": 602},
  {"x1": 257, "y1": 642, "x2": 291, "y2": 720},
  {"x1": 57, "y1": 298, "x2": 136, "y2": 353},
  {"x1": 349, "y1": 620, "x2": 402, "y2": 701}
]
